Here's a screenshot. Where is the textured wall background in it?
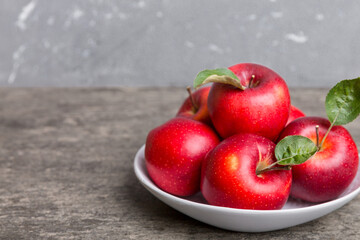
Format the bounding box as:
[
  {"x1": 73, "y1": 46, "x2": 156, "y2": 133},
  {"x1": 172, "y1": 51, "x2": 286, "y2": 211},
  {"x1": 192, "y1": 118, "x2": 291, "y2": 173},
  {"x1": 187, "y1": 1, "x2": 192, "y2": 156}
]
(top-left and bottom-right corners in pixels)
[{"x1": 0, "y1": 0, "x2": 359, "y2": 87}]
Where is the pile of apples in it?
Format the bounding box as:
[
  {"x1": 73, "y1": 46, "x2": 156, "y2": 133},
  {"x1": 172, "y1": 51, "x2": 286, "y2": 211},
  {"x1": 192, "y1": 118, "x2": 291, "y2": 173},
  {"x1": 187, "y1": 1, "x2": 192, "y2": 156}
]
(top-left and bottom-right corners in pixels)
[{"x1": 145, "y1": 63, "x2": 360, "y2": 210}]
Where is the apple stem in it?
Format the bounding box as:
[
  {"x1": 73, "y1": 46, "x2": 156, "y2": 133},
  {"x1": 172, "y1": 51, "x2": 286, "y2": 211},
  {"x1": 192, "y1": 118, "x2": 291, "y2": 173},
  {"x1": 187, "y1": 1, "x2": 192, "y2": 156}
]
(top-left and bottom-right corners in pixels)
[
  {"x1": 248, "y1": 75, "x2": 255, "y2": 88},
  {"x1": 319, "y1": 112, "x2": 339, "y2": 148},
  {"x1": 315, "y1": 125, "x2": 320, "y2": 149},
  {"x1": 256, "y1": 153, "x2": 304, "y2": 175},
  {"x1": 196, "y1": 75, "x2": 246, "y2": 90},
  {"x1": 186, "y1": 86, "x2": 198, "y2": 110},
  {"x1": 256, "y1": 164, "x2": 291, "y2": 175}
]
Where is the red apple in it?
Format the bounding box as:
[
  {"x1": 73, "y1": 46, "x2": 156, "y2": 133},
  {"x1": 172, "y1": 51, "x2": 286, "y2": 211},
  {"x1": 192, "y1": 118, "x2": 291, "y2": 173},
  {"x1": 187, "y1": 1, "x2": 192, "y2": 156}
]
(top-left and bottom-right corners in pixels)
[
  {"x1": 145, "y1": 117, "x2": 220, "y2": 196},
  {"x1": 278, "y1": 116, "x2": 359, "y2": 202},
  {"x1": 201, "y1": 133, "x2": 292, "y2": 210},
  {"x1": 286, "y1": 105, "x2": 305, "y2": 126},
  {"x1": 207, "y1": 63, "x2": 290, "y2": 141},
  {"x1": 176, "y1": 86, "x2": 212, "y2": 125}
]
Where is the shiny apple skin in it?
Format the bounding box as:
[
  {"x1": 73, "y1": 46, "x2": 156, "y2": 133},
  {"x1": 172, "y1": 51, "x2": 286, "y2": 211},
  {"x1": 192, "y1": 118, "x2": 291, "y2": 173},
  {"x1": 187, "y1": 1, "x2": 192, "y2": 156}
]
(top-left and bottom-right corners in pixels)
[
  {"x1": 176, "y1": 86, "x2": 212, "y2": 126},
  {"x1": 278, "y1": 116, "x2": 359, "y2": 202},
  {"x1": 208, "y1": 63, "x2": 290, "y2": 141},
  {"x1": 145, "y1": 118, "x2": 220, "y2": 197},
  {"x1": 201, "y1": 133, "x2": 292, "y2": 210},
  {"x1": 286, "y1": 105, "x2": 306, "y2": 126}
]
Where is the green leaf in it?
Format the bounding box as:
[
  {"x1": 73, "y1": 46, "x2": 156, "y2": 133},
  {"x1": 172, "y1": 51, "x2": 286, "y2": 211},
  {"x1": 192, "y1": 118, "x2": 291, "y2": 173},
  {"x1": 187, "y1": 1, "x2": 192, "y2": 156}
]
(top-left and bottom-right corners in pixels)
[
  {"x1": 275, "y1": 135, "x2": 317, "y2": 166},
  {"x1": 193, "y1": 68, "x2": 245, "y2": 90},
  {"x1": 325, "y1": 78, "x2": 360, "y2": 125}
]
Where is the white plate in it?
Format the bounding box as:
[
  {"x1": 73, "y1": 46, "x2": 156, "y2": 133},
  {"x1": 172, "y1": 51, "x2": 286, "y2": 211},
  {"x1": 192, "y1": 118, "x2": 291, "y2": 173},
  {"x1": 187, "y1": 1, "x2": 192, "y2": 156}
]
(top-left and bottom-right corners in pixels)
[{"x1": 134, "y1": 145, "x2": 360, "y2": 232}]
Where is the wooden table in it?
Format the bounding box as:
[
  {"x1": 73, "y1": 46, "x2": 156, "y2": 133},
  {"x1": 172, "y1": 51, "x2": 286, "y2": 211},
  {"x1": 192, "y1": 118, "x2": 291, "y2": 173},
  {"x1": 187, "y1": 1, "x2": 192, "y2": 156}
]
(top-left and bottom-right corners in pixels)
[{"x1": 0, "y1": 88, "x2": 359, "y2": 239}]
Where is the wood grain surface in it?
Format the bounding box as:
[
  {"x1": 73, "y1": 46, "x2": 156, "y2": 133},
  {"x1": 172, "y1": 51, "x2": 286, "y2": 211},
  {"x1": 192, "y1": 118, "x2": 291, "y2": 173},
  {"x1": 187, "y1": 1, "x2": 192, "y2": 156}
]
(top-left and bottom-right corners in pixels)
[{"x1": 0, "y1": 88, "x2": 359, "y2": 239}]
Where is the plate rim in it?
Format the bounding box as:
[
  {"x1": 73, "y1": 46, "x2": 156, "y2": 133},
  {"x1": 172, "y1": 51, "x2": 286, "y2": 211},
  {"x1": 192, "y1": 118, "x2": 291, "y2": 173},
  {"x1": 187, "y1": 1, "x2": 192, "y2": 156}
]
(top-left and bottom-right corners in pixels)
[{"x1": 134, "y1": 144, "x2": 360, "y2": 215}]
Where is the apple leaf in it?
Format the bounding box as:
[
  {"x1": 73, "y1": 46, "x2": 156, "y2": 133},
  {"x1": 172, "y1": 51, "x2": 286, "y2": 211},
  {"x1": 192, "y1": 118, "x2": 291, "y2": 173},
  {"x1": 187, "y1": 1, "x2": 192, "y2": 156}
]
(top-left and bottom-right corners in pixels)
[
  {"x1": 325, "y1": 78, "x2": 360, "y2": 125},
  {"x1": 193, "y1": 68, "x2": 245, "y2": 90},
  {"x1": 275, "y1": 135, "x2": 317, "y2": 166}
]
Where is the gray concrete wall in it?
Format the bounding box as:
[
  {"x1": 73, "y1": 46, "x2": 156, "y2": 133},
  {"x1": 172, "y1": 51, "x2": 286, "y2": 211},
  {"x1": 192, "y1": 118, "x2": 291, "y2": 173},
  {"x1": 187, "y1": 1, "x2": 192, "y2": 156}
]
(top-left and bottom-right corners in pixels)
[{"x1": 0, "y1": 0, "x2": 359, "y2": 87}]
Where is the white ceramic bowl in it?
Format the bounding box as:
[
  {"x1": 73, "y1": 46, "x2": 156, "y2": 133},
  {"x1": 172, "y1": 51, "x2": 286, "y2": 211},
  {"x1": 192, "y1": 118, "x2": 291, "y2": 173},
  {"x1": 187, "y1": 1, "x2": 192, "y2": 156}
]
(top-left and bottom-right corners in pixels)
[{"x1": 134, "y1": 145, "x2": 360, "y2": 232}]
